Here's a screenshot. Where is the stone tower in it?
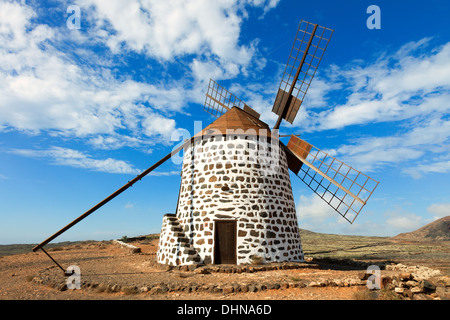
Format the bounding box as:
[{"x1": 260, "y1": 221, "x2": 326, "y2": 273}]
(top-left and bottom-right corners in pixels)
[{"x1": 157, "y1": 107, "x2": 304, "y2": 266}]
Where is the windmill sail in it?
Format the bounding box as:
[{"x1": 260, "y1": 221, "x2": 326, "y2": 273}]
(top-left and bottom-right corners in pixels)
[
  {"x1": 272, "y1": 20, "x2": 333, "y2": 128},
  {"x1": 285, "y1": 135, "x2": 379, "y2": 223},
  {"x1": 204, "y1": 79, "x2": 259, "y2": 119}
]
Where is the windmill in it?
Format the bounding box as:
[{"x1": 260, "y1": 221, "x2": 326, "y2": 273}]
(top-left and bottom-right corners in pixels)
[
  {"x1": 32, "y1": 20, "x2": 379, "y2": 272},
  {"x1": 157, "y1": 20, "x2": 379, "y2": 266}
]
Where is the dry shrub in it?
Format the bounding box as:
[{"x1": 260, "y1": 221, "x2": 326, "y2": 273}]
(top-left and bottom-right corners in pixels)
[{"x1": 250, "y1": 255, "x2": 264, "y2": 265}]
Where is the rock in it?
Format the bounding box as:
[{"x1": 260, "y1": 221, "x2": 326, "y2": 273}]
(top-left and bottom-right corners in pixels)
[
  {"x1": 389, "y1": 263, "x2": 441, "y2": 280},
  {"x1": 293, "y1": 281, "x2": 307, "y2": 288},
  {"x1": 140, "y1": 286, "x2": 150, "y2": 293},
  {"x1": 199, "y1": 285, "x2": 209, "y2": 292},
  {"x1": 57, "y1": 283, "x2": 67, "y2": 291},
  {"x1": 110, "y1": 284, "x2": 121, "y2": 292},
  {"x1": 381, "y1": 276, "x2": 392, "y2": 289},
  {"x1": 188, "y1": 264, "x2": 198, "y2": 271},
  {"x1": 348, "y1": 278, "x2": 361, "y2": 286},
  {"x1": 399, "y1": 273, "x2": 412, "y2": 280},
  {"x1": 194, "y1": 267, "x2": 210, "y2": 274},
  {"x1": 403, "y1": 288, "x2": 414, "y2": 299},
  {"x1": 112, "y1": 240, "x2": 141, "y2": 254},
  {"x1": 358, "y1": 272, "x2": 371, "y2": 280},
  {"x1": 256, "y1": 284, "x2": 267, "y2": 291},
  {"x1": 413, "y1": 294, "x2": 430, "y2": 300},
  {"x1": 281, "y1": 283, "x2": 289, "y2": 289},
  {"x1": 212, "y1": 286, "x2": 222, "y2": 293},
  {"x1": 440, "y1": 276, "x2": 450, "y2": 287},
  {"x1": 308, "y1": 281, "x2": 321, "y2": 287},
  {"x1": 411, "y1": 286, "x2": 423, "y2": 294},
  {"x1": 332, "y1": 279, "x2": 342, "y2": 287},
  {"x1": 248, "y1": 284, "x2": 257, "y2": 292},
  {"x1": 189, "y1": 285, "x2": 198, "y2": 292},
  {"x1": 222, "y1": 285, "x2": 234, "y2": 294},
  {"x1": 267, "y1": 283, "x2": 280, "y2": 290},
  {"x1": 419, "y1": 280, "x2": 436, "y2": 293},
  {"x1": 179, "y1": 265, "x2": 189, "y2": 272},
  {"x1": 105, "y1": 284, "x2": 116, "y2": 293},
  {"x1": 435, "y1": 285, "x2": 447, "y2": 297},
  {"x1": 394, "y1": 287, "x2": 404, "y2": 294},
  {"x1": 122, "y1": 286, "x2": 138, "y2": 295},
  {"x1": 150, "y1": 285, "x2": 163, "y2": 294},
  {"x1": 428, "y1": 292, "x2": 439, "y2": 299},
  {"x1": 405, "y1": 280, "x2": 419, "y2": 287}
]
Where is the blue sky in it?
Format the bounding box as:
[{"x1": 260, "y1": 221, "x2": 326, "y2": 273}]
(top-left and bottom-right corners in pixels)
[{"x1": 0, "y1": 0, "x2": 449, "y2": 244}]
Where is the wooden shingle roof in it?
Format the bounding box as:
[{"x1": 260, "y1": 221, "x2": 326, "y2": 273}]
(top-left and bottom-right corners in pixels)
[{"x1": 194, "y1": 106, "x2": 273, "y2": 139}]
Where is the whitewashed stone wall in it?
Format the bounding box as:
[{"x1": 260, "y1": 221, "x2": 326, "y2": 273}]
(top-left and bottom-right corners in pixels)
[{"x1": 157, "y1": 134, "x2": 304, "y2": 266}]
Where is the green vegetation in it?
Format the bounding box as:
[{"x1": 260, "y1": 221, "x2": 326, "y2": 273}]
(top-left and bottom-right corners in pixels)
[
  {"x1": 300, "y1": 229, "x2": 449, "y2": 265},
  {"x1": 0, "y1": 241, "x2": 95, "y2": 257},
  {"x1": 145, "y1": 234, "x2": 160, "y2": 241}
]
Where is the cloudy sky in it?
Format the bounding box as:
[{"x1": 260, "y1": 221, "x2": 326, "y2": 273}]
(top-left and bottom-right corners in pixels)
[{"x1": 0, "y1": 0, "x2": 449, "y2": 244}]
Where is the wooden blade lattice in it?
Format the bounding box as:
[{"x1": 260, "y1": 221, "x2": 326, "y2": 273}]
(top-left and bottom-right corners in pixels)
[
  {"x1": 204, "y1": 79, "x2": 251, "y2": 118},
  {"x1": 272, "y1": 20, "x2": 333, "y2": 124},
  {"x1": 286, "y1": 135, "x2": 379, "y2": 223}
]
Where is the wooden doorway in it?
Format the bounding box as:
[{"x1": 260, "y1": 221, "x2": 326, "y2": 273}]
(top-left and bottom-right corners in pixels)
[{"x1": 214, "y1": 220, "x2": 237, "y2": 264}]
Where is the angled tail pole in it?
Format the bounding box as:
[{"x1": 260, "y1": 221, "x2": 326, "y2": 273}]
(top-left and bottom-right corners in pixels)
[{"x1": 33, "y1": 139, "x2": 191, "y2": 272}]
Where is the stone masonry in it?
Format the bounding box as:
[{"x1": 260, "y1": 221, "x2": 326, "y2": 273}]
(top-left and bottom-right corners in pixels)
[{"x1": 157, "y1": 133, "x2": 304, "y2": 266}]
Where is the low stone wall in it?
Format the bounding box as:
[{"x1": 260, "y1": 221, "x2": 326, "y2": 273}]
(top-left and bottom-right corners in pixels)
[
  {"x1": 31, "y1": 274, "x2": 366, "y2": 295},
  {"x1": 166, "y1": 261, "x2": 319, "y2": 273},
  {"x1": 112, "y1": 240, "x2": 141, "y2": 254},
  {"x1": 30, "y1": 261, "x2": 450, "y2": 299}
]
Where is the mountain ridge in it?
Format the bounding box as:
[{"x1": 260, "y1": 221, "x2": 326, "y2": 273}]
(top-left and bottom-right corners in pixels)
[{"x1": 393, "y1": 216, "x2": 450, "y2": 241}]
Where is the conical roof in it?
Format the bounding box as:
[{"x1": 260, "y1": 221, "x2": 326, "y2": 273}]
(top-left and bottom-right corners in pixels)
[{"x1": 194, "y1": 106, "x2": 273, "y2": 139}]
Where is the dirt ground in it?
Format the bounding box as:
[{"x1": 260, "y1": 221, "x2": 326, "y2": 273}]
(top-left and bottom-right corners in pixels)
[{"x1": 1, "y1": 238, "x2": 448, "y2": 302}]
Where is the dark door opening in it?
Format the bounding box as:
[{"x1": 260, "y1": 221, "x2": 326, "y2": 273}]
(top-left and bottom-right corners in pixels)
[{"x1": 214, "y1": 220, "x2": 237, "y2": 264}]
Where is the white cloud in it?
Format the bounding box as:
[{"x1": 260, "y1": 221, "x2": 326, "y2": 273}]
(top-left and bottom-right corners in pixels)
[
  {"x1": 329, "y1": 116, "x2": 450, "y2": 175},
  {"x1": 0, "y1": 1, "x2": 42, "y2": 50},
  {"x1": 0, "y1": 1, "x2": 186, "y2": 149},
  {"x1": 295, "y1": 193, "x2": 383, "y2": 235},
  {"x1": 297, "y1": 39, "x2": 450, "y2": 132},
  {"x1": 148, "y1": 170, "x2": 180, "y2": 176},
  {"x1": 427, "y1": 203, "x2": 450, "y2": 220},
  {"x1": 81, "y1": 0, "x2": 260, "y2": 65},
  {"x1": 296, "y1": 193, "x2": 336, "y2": 223},
  {"x1": 0, "y1": 1, "x2": 282, "y2": 153},
  {"x1": 404, "y1": 160, "x2": 450, "y2": 179},
  {"x1": 385, "y1": 212, "x2": 424, "y2": 232},
  {"x1": 143, "y1": 113, "x2": 176, "y2": 140},
  {"x1": 299, "y1": 39, "x2": 450, "y2": 177},
  {"x1": 295, "y1": 193, "x2": 427, "y2": 236},
  {"x1": 10, "y1": 146, "x2": 140, "y2": 174},
  {"x1": 190, "y1": 58, "x2": 242, "y2": 83},
  {"x1": 88, "y1": 134, "x2": 153, "y2": 150},
  {"x1": 124, "y1": 202, "x2": 134, "y2": 209}
]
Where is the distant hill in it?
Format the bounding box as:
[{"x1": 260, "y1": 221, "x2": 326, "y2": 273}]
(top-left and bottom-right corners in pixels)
[
  {"x1": 0, "y1": 240, "x2": 95, "y2": 257},
  {"x1": 393, "y1": 216, "x2": 450, "y2": 241}
]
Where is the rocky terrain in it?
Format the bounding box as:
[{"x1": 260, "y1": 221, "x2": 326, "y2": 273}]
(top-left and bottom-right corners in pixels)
[{"x1": 0, "y1": 225, "x2": 449, "y2": 301}]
